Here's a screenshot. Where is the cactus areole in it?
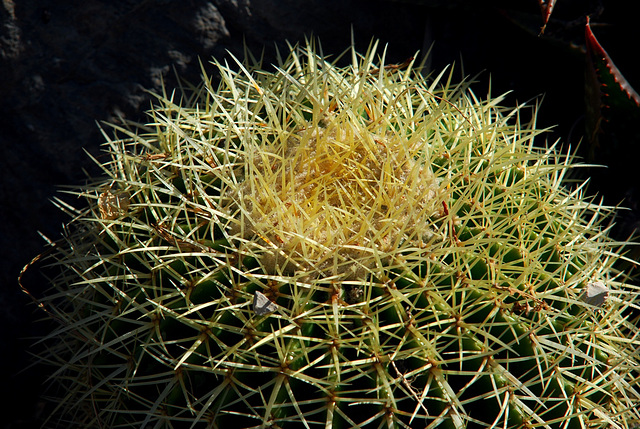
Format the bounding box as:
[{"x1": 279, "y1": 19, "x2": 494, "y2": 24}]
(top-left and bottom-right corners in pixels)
[{"x1": 29, "y1": 40, "x2": 640, "y2": 428}]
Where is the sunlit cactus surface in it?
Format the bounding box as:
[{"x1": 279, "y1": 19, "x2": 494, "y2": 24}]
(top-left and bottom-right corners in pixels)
[{"x1": 29, "y1": 40, "x2": 640, "y2": 428}]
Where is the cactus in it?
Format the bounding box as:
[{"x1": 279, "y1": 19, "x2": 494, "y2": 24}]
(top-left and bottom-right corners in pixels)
[{"x1": 27, "y1": 40, "x2": 640, "y2": 428}]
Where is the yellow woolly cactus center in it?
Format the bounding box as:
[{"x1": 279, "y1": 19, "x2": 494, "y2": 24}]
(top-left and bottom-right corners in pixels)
[{"x1": 234, "y1": 114, "x2": 441, "y2": 279}]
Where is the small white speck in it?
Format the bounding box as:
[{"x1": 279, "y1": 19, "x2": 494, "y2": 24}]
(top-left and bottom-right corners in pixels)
[
  {"x1": 581, "y1": 281, "x2": 609, "y2": 307},
  {"x1": 253, "y1": 291, "x2": 278, "y2": 316}
]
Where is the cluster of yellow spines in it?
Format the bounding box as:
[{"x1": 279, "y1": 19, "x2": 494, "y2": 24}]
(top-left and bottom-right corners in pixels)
[{"x1": 229, "y1": 110, "x2": 442, "y2": 280}]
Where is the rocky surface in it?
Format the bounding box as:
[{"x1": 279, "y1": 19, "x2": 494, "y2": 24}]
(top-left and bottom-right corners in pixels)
[{"x1": 1, "y1": 1, "x2": 635, "y2": 427}]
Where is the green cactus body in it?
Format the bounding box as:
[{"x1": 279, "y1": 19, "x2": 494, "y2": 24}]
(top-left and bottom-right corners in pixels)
[{"x1": 31, "y1": 41, "x2": 640, "y2": 428}]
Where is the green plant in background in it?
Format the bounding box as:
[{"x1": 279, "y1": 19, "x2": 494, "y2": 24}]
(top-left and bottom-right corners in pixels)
[{"x1": 26, "y1": 39, "x2": 640, "y2": 428}]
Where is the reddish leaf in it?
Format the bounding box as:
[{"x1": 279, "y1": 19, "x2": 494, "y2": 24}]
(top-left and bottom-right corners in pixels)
[
  {"x1": 538, "y1": 0, "x2": 556, "y2": 34},
  {"x1": 585, "y1": 16, "x2": 640, "y2": 108},
  {"x1": 585, "y1": 16, "x2": 640, "y2": 152}
]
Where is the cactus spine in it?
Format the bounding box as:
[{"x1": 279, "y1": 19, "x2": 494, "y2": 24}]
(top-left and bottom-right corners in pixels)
[{"x1": 29, "y1": 40, "x2": 640, "y2": 428}]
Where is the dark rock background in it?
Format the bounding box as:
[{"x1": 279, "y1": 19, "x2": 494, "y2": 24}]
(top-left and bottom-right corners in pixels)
[{"x1": 1, "y1": 0, "x2": 637, "y2": 427}]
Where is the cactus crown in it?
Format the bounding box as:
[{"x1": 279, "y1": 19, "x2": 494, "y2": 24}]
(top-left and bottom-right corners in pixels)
[
  {"x1": 30, "y1": 40, "x2": 640, "y2": 428},
  {"x1": 222, "y1": 49, "x2": 445, "y2": 283}
]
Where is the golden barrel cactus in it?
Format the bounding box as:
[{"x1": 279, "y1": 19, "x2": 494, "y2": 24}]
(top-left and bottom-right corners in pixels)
[{"x1": 27, "y1": 40, "x2": 640, "y2": 428}]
